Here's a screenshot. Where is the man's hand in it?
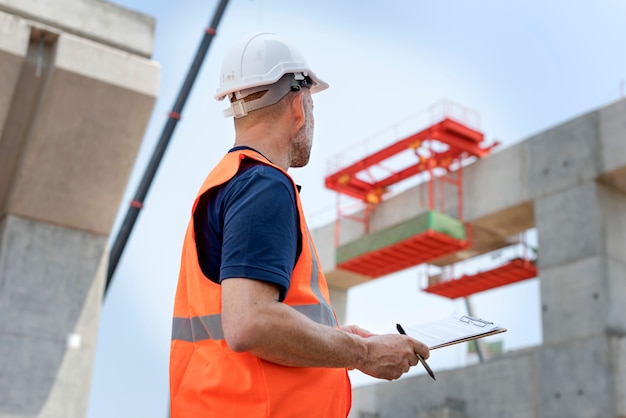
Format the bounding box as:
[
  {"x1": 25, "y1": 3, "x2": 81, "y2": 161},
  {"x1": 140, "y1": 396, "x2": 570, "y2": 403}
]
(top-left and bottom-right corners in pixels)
[{"x1": 355, "y1": 334, "x2": 429, "y2": 381}]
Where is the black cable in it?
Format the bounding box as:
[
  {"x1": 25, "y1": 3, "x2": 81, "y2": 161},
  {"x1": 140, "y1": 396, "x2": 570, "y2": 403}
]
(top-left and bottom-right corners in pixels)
[{"x1": 105, "y1": 0, "x2": 231, "y2": 296}]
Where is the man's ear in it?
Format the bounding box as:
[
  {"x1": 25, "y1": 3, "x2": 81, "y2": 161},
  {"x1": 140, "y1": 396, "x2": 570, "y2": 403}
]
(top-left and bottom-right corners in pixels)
[{"x1": 290, "y1": 92, "x2": 305, "y2": 130}]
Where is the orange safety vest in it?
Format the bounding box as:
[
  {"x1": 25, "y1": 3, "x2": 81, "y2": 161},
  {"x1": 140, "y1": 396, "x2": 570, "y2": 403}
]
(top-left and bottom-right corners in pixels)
[{"x1": 170, "y1": 149, "x2": 351, "y2": 417}]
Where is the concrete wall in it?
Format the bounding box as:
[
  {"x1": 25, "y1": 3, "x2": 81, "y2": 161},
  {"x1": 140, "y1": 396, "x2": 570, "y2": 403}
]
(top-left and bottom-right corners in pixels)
[
  {"x1": 0, "y1": 1, "x2": 160, "y2": 417},
  {"x1": 351, "y1": 335, "x2": 626, "y2": 418}
]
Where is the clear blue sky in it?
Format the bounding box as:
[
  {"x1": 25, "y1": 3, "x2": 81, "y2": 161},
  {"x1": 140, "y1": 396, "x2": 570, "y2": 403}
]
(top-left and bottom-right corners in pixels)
[{"x1": 88, "y1": 1, "x2": 626, "y2": 417}]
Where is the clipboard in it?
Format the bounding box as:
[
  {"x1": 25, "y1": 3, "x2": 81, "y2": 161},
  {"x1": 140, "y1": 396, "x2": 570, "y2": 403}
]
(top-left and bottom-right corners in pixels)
[{"x1": 402, "y1": 312, "x2": 507, "y2": 350}]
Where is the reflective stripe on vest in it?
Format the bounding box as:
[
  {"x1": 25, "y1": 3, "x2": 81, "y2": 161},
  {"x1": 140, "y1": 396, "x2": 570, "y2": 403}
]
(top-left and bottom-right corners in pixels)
[
  {"x1": 172, "y1": 303, "x2": 335, "y2": 342},
  {"x1": 171, "y1": 224, "x2": 336, "y2": 343}
]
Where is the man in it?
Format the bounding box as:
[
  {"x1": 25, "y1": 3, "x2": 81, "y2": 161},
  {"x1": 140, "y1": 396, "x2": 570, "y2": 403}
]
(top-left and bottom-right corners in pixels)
[{"x1": 169, "y1": 32, "x2": 429, "y2": 417}]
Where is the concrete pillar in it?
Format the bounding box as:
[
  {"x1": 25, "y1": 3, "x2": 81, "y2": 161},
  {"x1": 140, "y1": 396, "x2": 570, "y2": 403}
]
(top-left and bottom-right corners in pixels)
[
  {"x1": 328, "y1": 286, "x2": 348, "y2": 325},
  {"x1": 0, "y1": 216, "x2": 107, "y2": 417},
  {"x1": 534, "y1": 180, "x2": 626, "y2": 417},
  {"x1": 0, "y1": 2, "x2": 159, "y2": 417},
  {"x1": 312, "y1": 220, "x2": 353, "y2": 325}
]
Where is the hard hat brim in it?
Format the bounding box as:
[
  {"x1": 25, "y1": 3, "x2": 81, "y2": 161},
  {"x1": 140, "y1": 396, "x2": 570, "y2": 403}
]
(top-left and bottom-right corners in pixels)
[{"x1": 215, "y1": 69, "x2": 328, "y2": 101}]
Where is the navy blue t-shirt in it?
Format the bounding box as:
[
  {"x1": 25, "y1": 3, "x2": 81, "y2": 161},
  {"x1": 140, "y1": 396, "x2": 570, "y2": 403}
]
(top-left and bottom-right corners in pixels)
[{"x1": 193, "y1": 147, "x2": 301, "y2": 301}]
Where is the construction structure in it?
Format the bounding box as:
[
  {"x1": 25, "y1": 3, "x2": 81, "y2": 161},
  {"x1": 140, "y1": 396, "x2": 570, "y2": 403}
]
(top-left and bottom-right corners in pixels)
[
  {"x1": 0, "y1": 1, "x2": 159, "y2": 417},
  {"x1": 325, "y1": 102, "x2": 501, "y2": 282},
  {"x1": 323, "y1": 100, "x2": 539, "y2": 301},
  {"x1": 1, "y1": 1, "x2": 625, "y2": 417},
  {"x1": 312, "y1": 97, "x2": 626, "y2": 417}
]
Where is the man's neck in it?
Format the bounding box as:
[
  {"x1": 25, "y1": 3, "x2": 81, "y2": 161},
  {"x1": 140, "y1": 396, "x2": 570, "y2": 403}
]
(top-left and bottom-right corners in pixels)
[{"x1": 234, "y1": 131, "x2": 290, "y2": 171}]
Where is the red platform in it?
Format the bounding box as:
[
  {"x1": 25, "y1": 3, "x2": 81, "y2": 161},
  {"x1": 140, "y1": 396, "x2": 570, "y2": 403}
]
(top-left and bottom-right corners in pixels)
[
  {"x1": 325, "y1": 117, "x2": 494, "y2": 203},
  {"x1": 423, "y1": 258, "x2": 538, "y2": 299},
  {"x1": 337, "y1": 230, "x2": 469, "y2": 279}
]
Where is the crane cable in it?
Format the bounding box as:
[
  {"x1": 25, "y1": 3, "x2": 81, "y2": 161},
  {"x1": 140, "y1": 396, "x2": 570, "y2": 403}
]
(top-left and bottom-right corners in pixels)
[{"x1": 105, "y1": 0, "x2": 231, "y2": 297}]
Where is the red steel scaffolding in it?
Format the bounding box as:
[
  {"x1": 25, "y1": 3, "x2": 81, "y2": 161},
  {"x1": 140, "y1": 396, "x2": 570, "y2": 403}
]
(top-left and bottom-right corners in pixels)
[{"x1": 325, "y1": 102, "x2": 498, "y2": 278}]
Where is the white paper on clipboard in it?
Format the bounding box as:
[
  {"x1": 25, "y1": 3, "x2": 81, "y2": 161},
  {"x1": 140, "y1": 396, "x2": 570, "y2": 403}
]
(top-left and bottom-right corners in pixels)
[{"x1": 403, "y1": 312, "x2": 507, "y2": 350}]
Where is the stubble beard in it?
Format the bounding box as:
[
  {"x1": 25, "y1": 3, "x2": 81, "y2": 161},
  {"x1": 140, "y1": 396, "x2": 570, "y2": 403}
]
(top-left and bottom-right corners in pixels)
[{"x1": 290, "y1": 110, "x2": 314, "y2": 168}]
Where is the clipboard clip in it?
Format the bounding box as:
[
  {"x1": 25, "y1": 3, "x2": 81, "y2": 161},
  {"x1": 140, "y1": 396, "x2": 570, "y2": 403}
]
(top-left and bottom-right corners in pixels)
[{"x1": 459, "y1": 315, "x2": 493, "y2": 328}]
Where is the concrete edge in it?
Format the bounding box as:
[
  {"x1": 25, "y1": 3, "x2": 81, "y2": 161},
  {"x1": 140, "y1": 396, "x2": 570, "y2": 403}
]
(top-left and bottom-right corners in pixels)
[
  {"x1": 54, "y1": 32, "x2": 161, "y2": 98},
  {"x1": 0, "y1": 9, "x2": 29, "y2": 56},
  {"x1": 0, "y1": 0, "x2": 155, "y2": 58}
]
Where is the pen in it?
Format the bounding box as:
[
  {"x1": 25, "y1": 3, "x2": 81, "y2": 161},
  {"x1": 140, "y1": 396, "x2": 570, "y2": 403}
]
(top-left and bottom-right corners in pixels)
[{"x1": 396, "y1": 323, "x2": 436, "y2": 381}]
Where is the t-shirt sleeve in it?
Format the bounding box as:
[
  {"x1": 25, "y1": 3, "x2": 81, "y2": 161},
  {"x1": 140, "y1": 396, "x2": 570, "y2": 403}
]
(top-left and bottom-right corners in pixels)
[{"x1": 219, "y1": 164, "x2": 298, "y2": 301}]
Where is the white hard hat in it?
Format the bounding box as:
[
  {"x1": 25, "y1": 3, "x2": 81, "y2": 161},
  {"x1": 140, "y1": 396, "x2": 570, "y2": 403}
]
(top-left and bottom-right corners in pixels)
[{"x1": 215, "y1": 32, "x2": 329, "y2": 118}]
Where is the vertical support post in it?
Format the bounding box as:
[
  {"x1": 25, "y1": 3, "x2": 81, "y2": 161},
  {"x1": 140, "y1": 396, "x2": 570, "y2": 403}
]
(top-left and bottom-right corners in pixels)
[{"x1": 457, "y1": 161, "x2": 464, "y2": 221}]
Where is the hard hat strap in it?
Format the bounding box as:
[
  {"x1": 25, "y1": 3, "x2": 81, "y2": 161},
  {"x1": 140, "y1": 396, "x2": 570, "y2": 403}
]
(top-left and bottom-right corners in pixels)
[{"x1": 224, "y1": 73, "x2": 308, "y2": 118}]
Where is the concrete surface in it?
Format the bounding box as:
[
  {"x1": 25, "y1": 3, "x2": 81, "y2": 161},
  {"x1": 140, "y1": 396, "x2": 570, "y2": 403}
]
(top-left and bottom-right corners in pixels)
[
  {"x1": 0, "y1": 0, "x2": 155, "y2": 57},
  {"x1": 0, "y1": 2, "x2": 159, "y2": 417},
  {"x1": 0, "y1": 216, "x2": 107, "y2": 417},
  {"x1": 0, "y1": 26, "x2": 159, "y2": 235},
  {"x1": 0, "y1": 11, "x2": 28, "y2": 130}
]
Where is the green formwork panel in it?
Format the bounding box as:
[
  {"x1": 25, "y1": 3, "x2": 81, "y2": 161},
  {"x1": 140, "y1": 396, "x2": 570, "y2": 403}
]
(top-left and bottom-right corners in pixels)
[{"x1": 336, "y1": 210, "x2": 466, "y2": 265}]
